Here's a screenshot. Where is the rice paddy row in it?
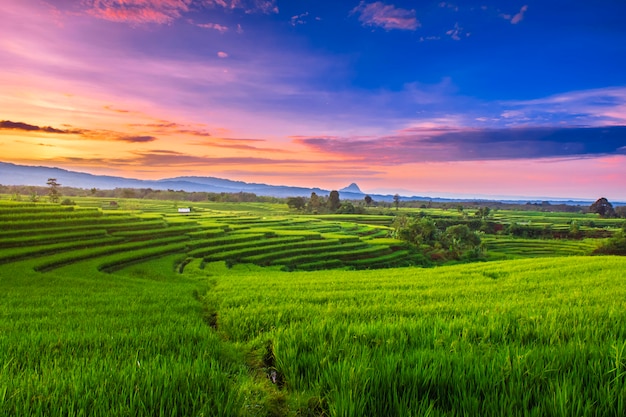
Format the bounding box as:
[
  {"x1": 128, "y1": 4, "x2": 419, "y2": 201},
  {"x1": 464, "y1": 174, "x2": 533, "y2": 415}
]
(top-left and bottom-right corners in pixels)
[
  {"x1": 193, "y1": 255, "x2": 626, "y2": 416},
  {"x1": 1, "y1": 199, "x2": 616, "y2": 273},
  {"x1": 2, "y1": 197, "x2": 625, "y2": 416},
  {"x1": 483, "y1": 236, "x2": 599, "y2": 259},
  {"x1": 0, "y1": 201, "x2": 416, "y2": 272}
]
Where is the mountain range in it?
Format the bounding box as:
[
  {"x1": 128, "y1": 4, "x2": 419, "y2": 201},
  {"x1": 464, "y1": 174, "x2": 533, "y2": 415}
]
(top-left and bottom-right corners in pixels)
[
  {"x1": 0, "y1": 161, "x2": 385, "y2": 200},
  {"x1": 0, "y1": 161, "x2": 607, "y2": 205}
]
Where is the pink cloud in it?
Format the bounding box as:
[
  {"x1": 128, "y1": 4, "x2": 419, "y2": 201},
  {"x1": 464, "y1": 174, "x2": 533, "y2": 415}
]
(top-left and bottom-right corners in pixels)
[
  {"x1": 501, "y1": 5, "x2": 529, "y2": 25},
  {"x1": 290, "y1": 12, "x2": 310, "y2": 26},
  {"x1": 511, "y1": 5, "x2": 528, "y2": 24},
  {"x1": 128, "y1": 121, "x2": 213, "y2": 137},
  {"x1": 217, "y1": 51, "x2": 229, "y2": 58},
  {"x1": 48, "y1": 150, "x2": 326, "y2": 168},
  {"x1": 86, "y1": 0, "x2": 192, "y2": 24},
  {"x1": 84, "y1": 0, "x2": 277, "y2": 24},
  {"x1": 197, "y1": 22, "x2": 229, "y2": 32},
  {"x1": 446, "y1": 23, "x2": 466, "y2": 40},
  {"x1": 351, "y1": 2, "x2": 420, "y2": 31},
  {"x1": 202, "y1": 0, "x2": 278, "y2": 13}
]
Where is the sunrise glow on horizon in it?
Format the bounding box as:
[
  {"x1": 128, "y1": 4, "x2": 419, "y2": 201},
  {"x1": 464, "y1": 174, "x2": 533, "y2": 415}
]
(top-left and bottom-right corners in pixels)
[{"x1": 1, "y1": 0, "x2": 625, "y2": 200}]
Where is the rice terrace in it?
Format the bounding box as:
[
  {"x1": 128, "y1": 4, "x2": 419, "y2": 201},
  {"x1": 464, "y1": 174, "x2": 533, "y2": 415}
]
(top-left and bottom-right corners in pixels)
[
  {"x1": 1, "y1": 188, "x2": 625, "y2": 416},
  {"x1": 3, "y1": 0, "x2": 626, "y2": 415}
]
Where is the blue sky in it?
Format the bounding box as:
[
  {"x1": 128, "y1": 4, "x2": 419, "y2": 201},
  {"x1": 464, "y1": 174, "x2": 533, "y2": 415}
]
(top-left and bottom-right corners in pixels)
[{"x1": 1, "y1": 0, "x2": 625, "y2": 199}]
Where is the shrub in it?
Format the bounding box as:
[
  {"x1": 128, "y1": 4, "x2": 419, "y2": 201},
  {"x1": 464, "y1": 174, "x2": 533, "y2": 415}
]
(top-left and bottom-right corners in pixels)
[{"x1": 593, "y1": 230, "x2": 626, "y2": 255}]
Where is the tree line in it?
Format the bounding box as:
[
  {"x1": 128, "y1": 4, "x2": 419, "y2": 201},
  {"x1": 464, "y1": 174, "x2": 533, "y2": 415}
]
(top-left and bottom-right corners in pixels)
[
  {"x1": 1, "y1": 183, "x2": 282, "y2": 204},
  {"x1": 2, "y1": 182, "x2": 625, "y2": 219},
  {"x1": 286, "y1": 191, "x2": 369, "y2": 214}
]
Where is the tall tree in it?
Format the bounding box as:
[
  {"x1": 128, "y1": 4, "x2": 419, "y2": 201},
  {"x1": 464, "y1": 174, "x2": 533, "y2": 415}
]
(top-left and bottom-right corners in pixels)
[
  {"x1": 364, "y1": 195, "x2": 373, "y2": 206},
  {"x1": 308, "y1": 192, "x2": 321, "y2": 213},
  {"x1": 475, "y1": 206, "x2": 491, "y2": 219},
  {"x1": 328, "y1": 190, "x2": 341, "y2": 212},
  {"x1": 589, "y1": 197, "x2": 615, "y2": 218},
  {"x1": 46, "y1": 178, "x2": 61, "y2": 203},
  {"x1": 393, "y1": 194, "x2": 400, "y2": 210}
]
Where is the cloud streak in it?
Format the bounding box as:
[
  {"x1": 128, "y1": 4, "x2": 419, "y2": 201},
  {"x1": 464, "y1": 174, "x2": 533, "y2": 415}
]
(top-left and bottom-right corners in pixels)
[
  {"x1": 49, "y1": 150, "x2": 338, "y2": 169},
  {"x1": 296, "y1": 126, "x2": 626, "y2": 164},
  {"x1": 86, "y1": 0, "x2": 192, "y2": 24},
  {"x1": 1, "y1": 119, "x2": 158, "y2": 143},
  {"x1": 117, "y1": 135, "x2": 158, "y2": 143},
  {"x1": 84, "y1": 0, "x2": 277, "y2": 24},
  {"x1": 196, "y1": 22, "x2": 229, "y2": 32},
  {"x1": 511, "y1": 5, "x2": 528, "y2": 24},
  {"x1": 500, "y1": 87, "x2": 626, "y2": 126},
  {"x1": 351, "y1": 2, "x2": 420, "y2": 31},
  {"x1": 0, "y1": 120, "x2": 72, "y2": 134},
  {"x1": 501, "y1": 5, "x2": 529, "y2": 25}
]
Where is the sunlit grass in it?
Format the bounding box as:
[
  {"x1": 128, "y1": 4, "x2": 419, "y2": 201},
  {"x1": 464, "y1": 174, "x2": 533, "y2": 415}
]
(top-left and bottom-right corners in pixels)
[
  {"x1": 204, "y1": 256, "x2": 626, "y2": 416},
  {"x1": 1, "y1": 197, "x2": 625, "y2": 416}
]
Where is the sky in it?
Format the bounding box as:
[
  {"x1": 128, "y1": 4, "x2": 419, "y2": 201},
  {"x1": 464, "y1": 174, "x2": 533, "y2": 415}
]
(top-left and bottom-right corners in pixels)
[{"x1": 1, "y1": 0, "x2": 625, "y2": 200}]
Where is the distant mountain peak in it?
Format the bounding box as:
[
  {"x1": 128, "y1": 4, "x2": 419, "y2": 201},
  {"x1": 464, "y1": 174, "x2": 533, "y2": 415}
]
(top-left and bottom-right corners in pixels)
[{"x1": 340, "y1": 183, "x2": 363, "y2": 194}]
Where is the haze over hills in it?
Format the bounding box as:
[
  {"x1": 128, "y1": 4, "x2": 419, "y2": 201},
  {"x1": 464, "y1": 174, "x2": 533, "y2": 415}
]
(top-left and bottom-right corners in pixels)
[{"x1": 0, "y1": 161, "x2": 616, "y2": 205}]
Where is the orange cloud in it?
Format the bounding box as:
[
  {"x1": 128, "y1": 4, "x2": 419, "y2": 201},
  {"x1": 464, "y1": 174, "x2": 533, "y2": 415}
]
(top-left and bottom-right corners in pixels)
[
  {"x1": 0, "y1": 120, "x2": 72, "y2": 134},
  {"x1": 128, "y1": 121, "x2": 213, "y2": 137},
  {"x1": 42, "y1": 150, "x2": 341, "y2": 170},
  {"x1": 1, "y1": 119, "x2": 158, "y2": 143}
]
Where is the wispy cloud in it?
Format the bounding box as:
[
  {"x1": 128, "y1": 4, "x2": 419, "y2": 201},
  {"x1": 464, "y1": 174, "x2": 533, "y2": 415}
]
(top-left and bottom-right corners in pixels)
[
  {"x1": 296, "y1": 126, "x2": 626, "y2": 164},
  {"x1": 439, "y1": 2, "x2": 459, "y2": 12},
  {"x1": 351, "y1": 2, "x2": 420, "y2": 31},
  {"x1": 85, "y1": 0, "x2": 192, "y2": 24},
  {"x1": 196, "y1": 22, "x2": 229, "y2": 32},
  {"x1": 501, "y1": 87, "x2": 626, "y2": 126},
  {"x1": 501, "y1": 5, "x2": 529, "y2": 25},
  {"x1": 0, "y1": 120, "x2": 73, "y2": 134},
  {"x1": 51, "y1": 150, "x2": 322, "y2": 169},
  {"x1": 1, "y1": 119, "x2": 159, "y2": 143},
  {"x1": 195, "y1": 0, "x2": 278, "y2": 14},
  {"x1": 445, "y1": 23, "x2": 469, "y2": 40},
  {"x1": 192, "y1": 141, "x2": 290, "y2": 152},
  {"x1": 128, "y1": 121, "x2": 213, "y2": 137},
  {"x1": 117, "y1": 135, "x2": 158, "y2": 143},
  {"x1": 511, "y1": 5, "x2": 528, "y2": 24},
  {"x1": 420, "y1": 35, "x2": 442, "y2": 42},
  {"x1": 84, "y1": 0, "x2": 277, "y2": 24},
  {"x1": 290, "y1": 12, "x2": 309, "y2": 26}
]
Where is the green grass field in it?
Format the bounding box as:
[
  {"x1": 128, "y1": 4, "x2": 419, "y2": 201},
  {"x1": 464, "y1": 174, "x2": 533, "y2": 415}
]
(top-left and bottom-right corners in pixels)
[
  {"x1": 202, "y1": 257, "x2": 626, "y2": 416},
  {"x1": 1, "y1": 198, "x2": 625, "y2": 416}
]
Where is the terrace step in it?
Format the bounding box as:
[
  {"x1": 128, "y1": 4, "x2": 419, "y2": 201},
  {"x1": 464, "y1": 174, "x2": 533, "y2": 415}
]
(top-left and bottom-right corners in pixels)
[
  {"x1": 0, "y1": 236, "x2": 127, "y2": 265},
  {"x1": 0, "y1": 229, "x2": 109, "y2": 249},
  {"x1": 197, "y1": 236, "x2": 311, "y2": 260},
  {"x1": 97, "y1": 242, "x2": 191, "y2": 273},
  {"x1": 252, "y1": 242, "x2": 380, "y2": 267},
  {"x1": 240, "y1": 239, "x2": 355, "y2": 264},
  {"x1": 33, "y1": 235, "x2": 190, "y2": 272}
]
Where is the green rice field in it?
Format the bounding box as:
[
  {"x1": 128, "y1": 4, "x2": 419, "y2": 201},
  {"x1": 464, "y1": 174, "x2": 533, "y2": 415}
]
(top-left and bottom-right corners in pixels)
[{"x1": 1, "y1": 198, "x2": 625, "y2": 416}]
